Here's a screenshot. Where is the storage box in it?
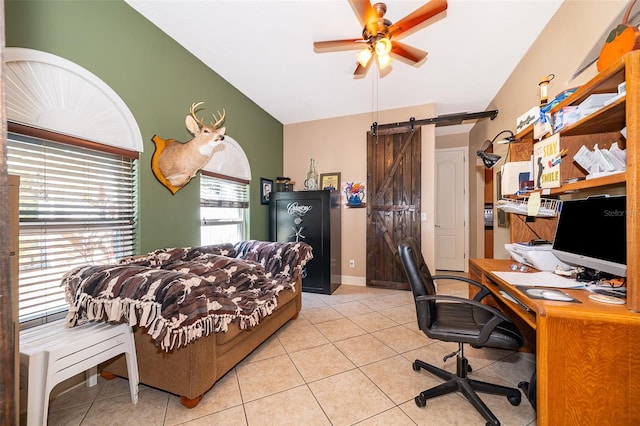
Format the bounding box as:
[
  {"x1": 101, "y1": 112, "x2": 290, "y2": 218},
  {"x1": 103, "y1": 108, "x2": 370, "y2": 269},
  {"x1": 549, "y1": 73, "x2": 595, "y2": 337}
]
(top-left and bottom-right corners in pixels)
[{"x1": 553, "y1": 106, "x2": 579, "y2": 132}]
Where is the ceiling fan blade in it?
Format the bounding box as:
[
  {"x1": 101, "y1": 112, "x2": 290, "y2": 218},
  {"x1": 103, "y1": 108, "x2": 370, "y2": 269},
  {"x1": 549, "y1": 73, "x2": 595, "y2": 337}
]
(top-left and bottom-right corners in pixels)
[
  {"x1": 314, "y1": 39, "x2": 367, "y2": 52},
  {"x1": 390, "y1": 41, "x2": 428, "y2": 64},
  {"x1": 354, "y1": 57, "x2": 373, "y2": 78},
  {"x1": 389, "y1": 0, "x2": 448, "y2": 38},
  {"x1": 348, "y1": 0, "x2": 377, "y2": 33}
]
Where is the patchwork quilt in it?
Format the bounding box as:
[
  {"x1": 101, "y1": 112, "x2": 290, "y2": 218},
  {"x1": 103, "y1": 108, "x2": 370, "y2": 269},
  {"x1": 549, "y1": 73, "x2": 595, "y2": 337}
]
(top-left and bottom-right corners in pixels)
[{"x1": 62, "y1": 241, "x2": 312, "y2": 351}]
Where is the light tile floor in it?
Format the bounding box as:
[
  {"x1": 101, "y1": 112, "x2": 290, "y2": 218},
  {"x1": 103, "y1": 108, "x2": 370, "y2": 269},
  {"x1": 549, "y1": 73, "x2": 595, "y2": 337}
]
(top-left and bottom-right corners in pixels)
[{"x1": 42, "y1": 277, "x2": 537, "y2": 426}]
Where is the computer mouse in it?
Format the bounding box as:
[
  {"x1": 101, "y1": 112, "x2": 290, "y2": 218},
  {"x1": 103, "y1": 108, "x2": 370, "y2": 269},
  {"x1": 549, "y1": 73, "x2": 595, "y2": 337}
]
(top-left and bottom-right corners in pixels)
[{"x1": 541, "y1": 290, "x2": 573, "y2": 301}]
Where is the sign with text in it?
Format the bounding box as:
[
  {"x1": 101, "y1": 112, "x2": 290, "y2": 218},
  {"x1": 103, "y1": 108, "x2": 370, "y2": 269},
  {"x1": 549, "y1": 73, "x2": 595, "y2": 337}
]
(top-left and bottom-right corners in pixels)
[{"x1": 533, "y1": 133, "x2": 561, "y2": 189}]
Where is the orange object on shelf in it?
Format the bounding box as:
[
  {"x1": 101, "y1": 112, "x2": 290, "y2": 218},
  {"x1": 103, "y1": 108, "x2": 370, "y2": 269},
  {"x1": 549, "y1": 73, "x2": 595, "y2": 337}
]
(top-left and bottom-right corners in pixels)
[{"x1": 597, "y1": 0, "x2": 640, "y2": 71}]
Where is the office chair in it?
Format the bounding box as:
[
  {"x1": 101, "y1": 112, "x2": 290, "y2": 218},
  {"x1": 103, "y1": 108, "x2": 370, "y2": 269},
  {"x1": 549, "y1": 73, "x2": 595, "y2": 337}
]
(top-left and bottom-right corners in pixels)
[{"x1": 397, "y1": 238, "x2": 525, "y2": 426}]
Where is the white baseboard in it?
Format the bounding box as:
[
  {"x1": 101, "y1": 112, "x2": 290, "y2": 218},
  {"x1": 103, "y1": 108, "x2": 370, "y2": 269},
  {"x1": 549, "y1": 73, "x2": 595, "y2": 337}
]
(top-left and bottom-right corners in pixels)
[{"x1": 340, "y1": 275, "x2": 366, "y2": 286}]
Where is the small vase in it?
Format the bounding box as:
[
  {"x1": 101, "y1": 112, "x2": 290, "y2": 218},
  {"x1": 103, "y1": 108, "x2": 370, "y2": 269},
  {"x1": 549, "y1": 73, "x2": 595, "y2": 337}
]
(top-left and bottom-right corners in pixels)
[{"x1": 347, "y1": 193, "x2": 363, "y2": 207}]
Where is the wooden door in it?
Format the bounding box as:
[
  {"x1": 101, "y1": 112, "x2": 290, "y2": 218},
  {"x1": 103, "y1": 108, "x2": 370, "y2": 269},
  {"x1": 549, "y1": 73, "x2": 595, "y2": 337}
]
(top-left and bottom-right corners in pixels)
[{"x1": 366, "y1": 128, "x2": 421, "y2": 290}]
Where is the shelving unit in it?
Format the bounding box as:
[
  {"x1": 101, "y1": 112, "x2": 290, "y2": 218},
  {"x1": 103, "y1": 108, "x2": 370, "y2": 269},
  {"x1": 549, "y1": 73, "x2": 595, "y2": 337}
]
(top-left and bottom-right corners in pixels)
[{"x1": 506, "y1": 50, "x2": 640, "y2": 312}]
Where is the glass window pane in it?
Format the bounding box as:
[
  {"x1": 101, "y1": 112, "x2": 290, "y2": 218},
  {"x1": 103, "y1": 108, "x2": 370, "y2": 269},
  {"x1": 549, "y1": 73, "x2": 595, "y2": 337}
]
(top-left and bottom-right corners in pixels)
[{"x1": 200, "y1": 175, "x2": 248, "y2": 245}]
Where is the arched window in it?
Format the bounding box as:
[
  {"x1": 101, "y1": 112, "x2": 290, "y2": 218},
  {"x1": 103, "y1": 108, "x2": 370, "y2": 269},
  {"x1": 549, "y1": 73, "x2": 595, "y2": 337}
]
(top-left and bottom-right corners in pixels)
[
  {"x1": 200, "y1": 135, "x2": 252, "y2": 245},
  {"x1": 5, "y1": 48, "x2": 142, "y2": 326}
]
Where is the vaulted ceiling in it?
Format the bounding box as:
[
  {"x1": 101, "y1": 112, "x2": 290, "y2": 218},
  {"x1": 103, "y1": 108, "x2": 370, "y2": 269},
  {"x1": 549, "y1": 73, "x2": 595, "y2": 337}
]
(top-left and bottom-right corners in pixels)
[{"x1": 125, "y1": 0, "x2": 564, "y2": 134}]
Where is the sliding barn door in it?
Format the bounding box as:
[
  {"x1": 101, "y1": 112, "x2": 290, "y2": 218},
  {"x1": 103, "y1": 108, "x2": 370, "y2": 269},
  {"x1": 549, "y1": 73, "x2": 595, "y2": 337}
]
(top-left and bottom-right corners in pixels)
[{"x1": 366, "y1": 127, "x2": 421, "y2": 290}]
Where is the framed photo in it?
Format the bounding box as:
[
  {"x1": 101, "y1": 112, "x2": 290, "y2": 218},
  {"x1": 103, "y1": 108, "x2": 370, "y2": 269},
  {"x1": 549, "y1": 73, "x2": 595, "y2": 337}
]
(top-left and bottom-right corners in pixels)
[
  {"x1": 260, "y1": 178, "x2": 273, "y2": 204},
  {"x1": 319, "y1": 172, "x2": 341, "y2": 191}
]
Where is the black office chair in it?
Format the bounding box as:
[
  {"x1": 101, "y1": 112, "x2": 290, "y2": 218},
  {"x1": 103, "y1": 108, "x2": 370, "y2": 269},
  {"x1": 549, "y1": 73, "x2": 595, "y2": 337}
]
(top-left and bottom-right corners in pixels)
[{"x1": 397, "y1": 238, "x2": 525, "y2": 426}]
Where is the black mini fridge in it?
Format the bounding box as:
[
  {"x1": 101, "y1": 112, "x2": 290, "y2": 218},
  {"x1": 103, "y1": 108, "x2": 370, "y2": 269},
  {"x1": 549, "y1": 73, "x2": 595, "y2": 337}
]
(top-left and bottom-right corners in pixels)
[{"x1": 269, "y1": 190, "x2": 341, "y2": 294}]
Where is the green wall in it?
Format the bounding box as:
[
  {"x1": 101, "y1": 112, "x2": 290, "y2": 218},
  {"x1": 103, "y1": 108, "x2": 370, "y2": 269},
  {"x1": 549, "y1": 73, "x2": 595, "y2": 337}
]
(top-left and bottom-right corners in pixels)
[{"x1": 5, "y1": 0, "x2": 283, "y2": 252}]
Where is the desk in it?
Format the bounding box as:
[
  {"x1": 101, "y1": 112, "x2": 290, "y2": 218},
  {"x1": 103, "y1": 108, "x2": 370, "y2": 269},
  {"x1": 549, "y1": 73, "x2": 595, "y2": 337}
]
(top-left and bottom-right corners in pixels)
[{"x1": 469, "y1": 258, "x2": 640, "y2": 425}]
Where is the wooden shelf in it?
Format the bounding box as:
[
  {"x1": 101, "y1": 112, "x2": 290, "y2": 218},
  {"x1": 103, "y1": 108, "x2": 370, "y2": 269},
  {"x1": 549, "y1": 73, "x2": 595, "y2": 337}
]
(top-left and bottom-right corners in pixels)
[
  {"x1": 345, "y1": 202, "x2": 366, "y2": 208},
  {"x1": 544, "y1": 172, "x2": 626, "y2": 195},
  {"x1": 559, "y1": 96, "x2": 625, "y2": 136},
  {"x1": 506, "y1": 50, "x2": 640, "y2": 313},
  {"x1": 515, "y1": 53, "x2": 629, "y2": 142},
  {"x1": 551, "y1": 53, "x2": 626, "y2": 112},
  {"x1": 515, "y1": 92, "x2": 625, "y2": 141}
]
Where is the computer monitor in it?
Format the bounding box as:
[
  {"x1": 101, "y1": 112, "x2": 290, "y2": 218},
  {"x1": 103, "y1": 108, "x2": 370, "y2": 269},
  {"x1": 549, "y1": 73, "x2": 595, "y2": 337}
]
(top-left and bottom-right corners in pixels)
[{"x1": 552, "y1": 195, "x2": 626, "y2": 277}]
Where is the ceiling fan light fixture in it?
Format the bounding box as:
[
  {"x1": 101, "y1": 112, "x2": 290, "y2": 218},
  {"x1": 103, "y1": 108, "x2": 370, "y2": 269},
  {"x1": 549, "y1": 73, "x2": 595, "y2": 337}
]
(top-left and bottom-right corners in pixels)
[
  {"x1": 356, "y1": 48, "x2": 373, "y2": 67},
  {"x1": 375, "y1": 37, "x2": 392, "y2": 56},
  {"x1": 312, "y1": 1, "x2": 449, "y2": 77},
  {"x1": 377, "y1": 52, "x2": 392, "y2": 69}
]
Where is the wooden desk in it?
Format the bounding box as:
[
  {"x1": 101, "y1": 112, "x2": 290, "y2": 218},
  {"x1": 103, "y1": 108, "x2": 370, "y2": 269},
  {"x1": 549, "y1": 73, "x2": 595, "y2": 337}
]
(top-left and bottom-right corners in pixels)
[{"x1": 469, "y1": 258, "x2": 640, "y2": 426}]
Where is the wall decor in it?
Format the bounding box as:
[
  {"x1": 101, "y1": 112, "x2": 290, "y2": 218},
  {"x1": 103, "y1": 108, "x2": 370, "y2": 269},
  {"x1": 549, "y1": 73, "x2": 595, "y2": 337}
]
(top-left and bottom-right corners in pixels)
[
  {"x1": 533, "y1": 133, "x2": 561, "y2": 189},
  {"x1": 151, "y1": 102, "x2": 226, "y2": 194},
  {"x1": 344, "y1": 181, "x2": 365, "y2": 207},
  {"x1": 320, "y1": 172, "x2": 341, "y2": 191},
  {"x1": 260, "y1": 178, "x2": 273, "y2": 204}
]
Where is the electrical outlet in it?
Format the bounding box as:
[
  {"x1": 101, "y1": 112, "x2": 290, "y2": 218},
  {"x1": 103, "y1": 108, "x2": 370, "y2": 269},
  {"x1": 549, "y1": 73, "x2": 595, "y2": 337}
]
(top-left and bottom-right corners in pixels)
[{"x1": 349, "y1": 259, "x2": 355, "y2": 268}]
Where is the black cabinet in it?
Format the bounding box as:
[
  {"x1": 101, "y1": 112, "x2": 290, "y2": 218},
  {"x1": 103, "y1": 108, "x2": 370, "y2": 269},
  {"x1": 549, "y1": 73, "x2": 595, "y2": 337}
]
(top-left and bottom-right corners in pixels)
[{"x1": 269, "y1": 190, "x2": 341, "y2": 294}]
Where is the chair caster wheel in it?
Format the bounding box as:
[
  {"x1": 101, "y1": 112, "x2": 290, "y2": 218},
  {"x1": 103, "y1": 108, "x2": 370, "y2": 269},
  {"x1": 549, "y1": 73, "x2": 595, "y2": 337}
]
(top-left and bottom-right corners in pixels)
[
  {"x1": 415, "y1": 395, "x2": 426, "y2": 407},
  {"x1": 508, "y1": 393, "x2": 521, "y2": 406},
  {"x1": 412, "y1": 361, "x2": 420, "y2": 372},
  {"x1": 467, "y1": 365, "x2": 473, "y2": 373}
]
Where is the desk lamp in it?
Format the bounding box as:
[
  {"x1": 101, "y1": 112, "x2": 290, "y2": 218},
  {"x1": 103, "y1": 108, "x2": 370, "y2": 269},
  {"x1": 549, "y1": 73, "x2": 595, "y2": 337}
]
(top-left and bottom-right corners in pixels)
[{"x1": 477, "y1": 130, "x2": 517, "y2": 168}]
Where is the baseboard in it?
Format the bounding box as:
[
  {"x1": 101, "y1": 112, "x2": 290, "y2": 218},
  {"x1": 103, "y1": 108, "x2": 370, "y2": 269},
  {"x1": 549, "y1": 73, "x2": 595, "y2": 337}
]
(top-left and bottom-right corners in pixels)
[{"x1": 340, "y1": 275, "x2": 366, "y2": 286}]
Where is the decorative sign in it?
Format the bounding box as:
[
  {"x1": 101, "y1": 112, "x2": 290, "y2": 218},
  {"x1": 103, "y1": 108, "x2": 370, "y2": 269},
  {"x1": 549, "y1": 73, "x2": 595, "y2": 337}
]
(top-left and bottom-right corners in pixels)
[{"x1": 533, "y1": 133, "x2": 561, "y2": 189}]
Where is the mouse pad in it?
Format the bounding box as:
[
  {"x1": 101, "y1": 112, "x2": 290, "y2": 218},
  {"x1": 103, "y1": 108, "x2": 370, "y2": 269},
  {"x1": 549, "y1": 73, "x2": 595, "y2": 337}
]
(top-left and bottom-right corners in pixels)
[{"x1": 515, "y1": 286, "x2": 581, "y2": 303}]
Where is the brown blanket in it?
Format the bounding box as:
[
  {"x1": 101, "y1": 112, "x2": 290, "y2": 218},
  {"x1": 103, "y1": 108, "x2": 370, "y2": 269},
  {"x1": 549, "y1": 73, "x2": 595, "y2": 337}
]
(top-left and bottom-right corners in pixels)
[{"x1": 62, "y1": 241, "x2": 312, "y2": 351}]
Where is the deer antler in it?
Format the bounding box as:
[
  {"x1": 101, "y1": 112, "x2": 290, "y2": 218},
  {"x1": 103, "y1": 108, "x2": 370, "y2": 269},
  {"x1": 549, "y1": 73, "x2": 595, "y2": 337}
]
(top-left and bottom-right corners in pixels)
[
  {"x1": 212, "y1": 109, "x2": 226, "y2": 129},
  {"x1": 189, "y1": 102, "x2": 205, "y2": 127}
]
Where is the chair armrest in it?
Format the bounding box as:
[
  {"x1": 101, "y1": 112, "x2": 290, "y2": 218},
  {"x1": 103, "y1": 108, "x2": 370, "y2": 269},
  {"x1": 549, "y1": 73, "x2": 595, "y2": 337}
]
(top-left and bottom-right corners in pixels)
[
  {"x1": 415, "y1": 294, "x2": 513, "y2": 324},
  {"x1": 432, "y1": 275, "x2": 492, "y2": 303}
]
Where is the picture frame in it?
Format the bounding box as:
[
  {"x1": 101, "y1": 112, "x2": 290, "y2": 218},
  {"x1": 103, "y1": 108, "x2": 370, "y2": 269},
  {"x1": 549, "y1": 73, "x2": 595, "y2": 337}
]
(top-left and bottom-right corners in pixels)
[
  {"x1": 260, "y1": 178, "x2": 273, "y2": 204},
  {"x1": 319, "y1": 172, "x2": 341, "y2": 191}
]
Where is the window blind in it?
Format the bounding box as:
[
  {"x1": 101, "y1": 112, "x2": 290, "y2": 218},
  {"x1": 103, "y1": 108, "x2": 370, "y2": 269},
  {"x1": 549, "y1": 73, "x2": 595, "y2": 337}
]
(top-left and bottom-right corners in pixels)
[
  {"x1": 200, "y1": 175, "x2": 249, "y2": 209},
  {"x1": 7, "y1": 132, "x2": 137, "y2": 325},
  {"x1": 200, "y1": 175, "x2": 249, "y2": 245}
]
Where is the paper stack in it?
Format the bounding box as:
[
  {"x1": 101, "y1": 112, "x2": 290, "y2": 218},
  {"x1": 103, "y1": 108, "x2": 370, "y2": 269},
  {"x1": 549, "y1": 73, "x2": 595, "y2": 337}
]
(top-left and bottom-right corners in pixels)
[{"x1": 573, "y1": 142, "x2": 626, "y2": 179}]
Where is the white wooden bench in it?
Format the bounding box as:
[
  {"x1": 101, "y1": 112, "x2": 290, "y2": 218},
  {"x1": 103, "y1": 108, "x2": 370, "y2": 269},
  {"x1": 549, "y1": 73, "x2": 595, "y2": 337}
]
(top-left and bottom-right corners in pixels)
[{"x1": 19, "y1": 319, "x2": 139, "y2": 426}]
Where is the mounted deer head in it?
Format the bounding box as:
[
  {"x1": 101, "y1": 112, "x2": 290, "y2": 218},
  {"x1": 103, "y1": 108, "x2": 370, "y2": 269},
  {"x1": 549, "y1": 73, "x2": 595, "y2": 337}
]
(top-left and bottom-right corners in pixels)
[{"x1": 151, "y1": 102, "x2": 227, "y2": 194}]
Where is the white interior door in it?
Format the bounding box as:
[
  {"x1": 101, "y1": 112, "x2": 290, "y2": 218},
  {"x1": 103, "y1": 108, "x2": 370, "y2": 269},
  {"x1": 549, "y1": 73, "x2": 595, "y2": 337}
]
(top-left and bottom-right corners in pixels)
[{"x1": 435, "y1": 148, "x2": 468, "y2": 271}]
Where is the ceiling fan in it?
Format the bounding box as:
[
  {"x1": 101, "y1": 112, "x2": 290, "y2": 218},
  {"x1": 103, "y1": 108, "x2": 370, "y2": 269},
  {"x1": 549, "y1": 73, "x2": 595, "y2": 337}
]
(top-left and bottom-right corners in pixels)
[{"x1": 313, "y1": 0, "x2": 448, "y2": 77}]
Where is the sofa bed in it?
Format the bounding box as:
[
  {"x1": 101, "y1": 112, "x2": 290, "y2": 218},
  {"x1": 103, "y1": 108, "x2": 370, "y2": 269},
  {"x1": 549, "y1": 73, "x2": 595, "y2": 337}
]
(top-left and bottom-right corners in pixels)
[{"x1": 62, "y1": 240, "x2": 312, "y2": 407}]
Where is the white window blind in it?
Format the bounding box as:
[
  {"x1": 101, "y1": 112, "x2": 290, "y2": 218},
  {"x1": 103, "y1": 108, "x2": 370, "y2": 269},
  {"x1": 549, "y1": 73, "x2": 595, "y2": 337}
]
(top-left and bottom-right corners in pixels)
[
  {"x1": 7, "y1": 132, "x2": 137, "y2": 325},
  {"x1": 200, "y1": 174, "x2": 249, "y2": 245}
]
